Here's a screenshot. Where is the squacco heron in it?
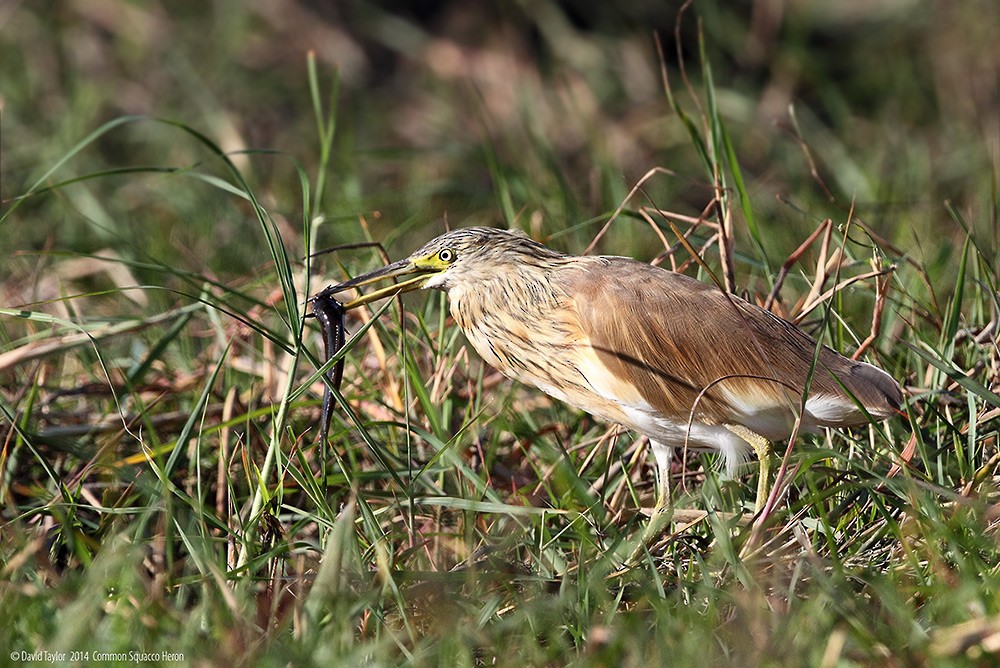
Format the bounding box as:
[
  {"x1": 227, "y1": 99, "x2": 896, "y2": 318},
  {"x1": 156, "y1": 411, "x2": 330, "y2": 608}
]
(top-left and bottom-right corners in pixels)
[{"x1": 314, "y1": 227, "x2": 902, "y2": 515}]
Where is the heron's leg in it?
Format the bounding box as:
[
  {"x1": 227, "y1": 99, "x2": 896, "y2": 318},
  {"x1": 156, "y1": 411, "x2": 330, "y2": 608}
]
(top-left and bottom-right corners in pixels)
[
  {"x1": 725, "y1": 425, "x2": 772, "y2": 513},
  {"x1": 650, "y1": 440, "x2": 674, "y2": 514},
  {"x1": 620, "y1": 440, "x2": 674, "y2": 564}
]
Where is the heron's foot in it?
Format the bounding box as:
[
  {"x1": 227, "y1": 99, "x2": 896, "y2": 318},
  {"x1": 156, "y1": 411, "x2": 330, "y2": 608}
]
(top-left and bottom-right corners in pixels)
[
  {"x1": 639, "y1": 505, "x2": 674, "y2": 548},
  {"x1": 612, "y1": 496, "x2": 675, "y2": 567}
]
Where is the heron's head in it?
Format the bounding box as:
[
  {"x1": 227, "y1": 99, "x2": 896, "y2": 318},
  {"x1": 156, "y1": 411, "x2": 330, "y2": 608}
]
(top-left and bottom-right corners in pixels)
[{"x1": 313, "y1": 227, "x2": 564, "y2": 309}]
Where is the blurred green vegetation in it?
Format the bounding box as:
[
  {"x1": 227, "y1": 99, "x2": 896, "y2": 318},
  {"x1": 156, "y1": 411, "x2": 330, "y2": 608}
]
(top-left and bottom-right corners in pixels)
[
  {"x1": 1, "y1": 1, "x2": 999, "y2": 665},
  {"x1": 3, "y1": 2, "x2": 996, "y2": 269}
]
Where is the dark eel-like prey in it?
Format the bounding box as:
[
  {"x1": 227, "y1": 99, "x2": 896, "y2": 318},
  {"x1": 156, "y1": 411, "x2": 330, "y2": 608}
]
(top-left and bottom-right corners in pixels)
[{"x1": 308, "y1": 291, "x2": 346, "y2": 445}]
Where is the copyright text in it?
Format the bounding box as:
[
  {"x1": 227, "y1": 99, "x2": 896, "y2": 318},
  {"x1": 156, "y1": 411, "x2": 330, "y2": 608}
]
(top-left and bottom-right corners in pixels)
[{"x1": 10, "y1": 650, "x2": 185, "y2": 663}]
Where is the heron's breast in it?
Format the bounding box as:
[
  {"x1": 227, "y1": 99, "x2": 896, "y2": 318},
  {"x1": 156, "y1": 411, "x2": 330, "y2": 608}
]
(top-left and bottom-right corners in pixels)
[{"x1": 449, "y1": 289, "x2": 647, "y2": 425}]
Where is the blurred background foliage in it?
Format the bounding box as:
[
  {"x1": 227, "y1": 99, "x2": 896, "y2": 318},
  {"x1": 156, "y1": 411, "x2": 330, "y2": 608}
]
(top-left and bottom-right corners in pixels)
[{"x1": 3, "y1": 0, "x2": 997, "y2": 288}]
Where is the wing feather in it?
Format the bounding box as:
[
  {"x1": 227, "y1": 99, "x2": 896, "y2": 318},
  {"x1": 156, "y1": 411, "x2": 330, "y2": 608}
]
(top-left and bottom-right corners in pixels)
[{"x1": 559, "y1": 257, "x2": 900, "y2": 438}]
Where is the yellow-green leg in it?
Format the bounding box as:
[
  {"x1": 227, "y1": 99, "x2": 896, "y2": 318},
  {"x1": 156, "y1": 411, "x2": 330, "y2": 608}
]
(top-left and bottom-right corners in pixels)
[
  {"x1": 651, "y1": 441, "x2": 673, "y2": 516},
  {"x1": 725, "y1": 425, "x2": 772, "y2": 513},
  {"x1": 615, "y1": 442, "x2": 674, "y2": 565},
  {"x1": 641, "y1": 480, "x2": 674, "y2": 545}
]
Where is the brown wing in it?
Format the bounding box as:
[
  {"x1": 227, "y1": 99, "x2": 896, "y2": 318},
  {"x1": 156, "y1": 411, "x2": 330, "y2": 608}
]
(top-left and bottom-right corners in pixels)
[{"x1": 561, "y1": 257, "x2": 901, "y2": 437}]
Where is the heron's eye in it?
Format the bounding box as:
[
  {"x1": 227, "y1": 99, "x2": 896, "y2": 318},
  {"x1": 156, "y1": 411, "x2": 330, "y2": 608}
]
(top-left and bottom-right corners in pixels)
[{"x1": 438, "y1": 249, "x2": 456, "y2": 263}]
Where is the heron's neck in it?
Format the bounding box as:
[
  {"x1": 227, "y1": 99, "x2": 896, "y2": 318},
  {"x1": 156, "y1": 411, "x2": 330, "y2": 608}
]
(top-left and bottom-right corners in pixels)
[
  {"x1": 445, "y1": 263, "x2": 573, "y2": 390},
  {"x1": 447, "y1": 263, "x2": 562, "y2": 333}
]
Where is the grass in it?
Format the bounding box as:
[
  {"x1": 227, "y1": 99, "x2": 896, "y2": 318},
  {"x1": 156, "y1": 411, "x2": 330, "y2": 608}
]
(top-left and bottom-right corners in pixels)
[{"x1": 2, "y1": 2, "x2": 999, "y2": 665}]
